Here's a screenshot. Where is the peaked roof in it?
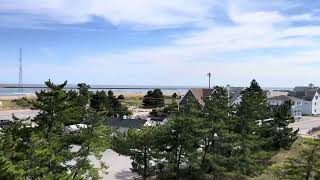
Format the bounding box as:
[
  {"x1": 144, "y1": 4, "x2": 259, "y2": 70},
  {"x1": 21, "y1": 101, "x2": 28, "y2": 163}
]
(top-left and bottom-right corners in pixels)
[
  {"x1": 304, "y1": 89, "x2": 320, "y2": 101},
  {"x1": 293, "y1": 86, "x2": 310, "y2": 92},
  {"x1": 189, "y1": 87, "x2": 245, "y2": 106},
  {"x1": 268, "y1": 95, "x2": 302, "y2": 101},
  {"x1": 190, "y1": 88, "x2": 215, "y2": 106},
  {"x1": 292, "y1": 86, "x2": 320, "y2": 101}
]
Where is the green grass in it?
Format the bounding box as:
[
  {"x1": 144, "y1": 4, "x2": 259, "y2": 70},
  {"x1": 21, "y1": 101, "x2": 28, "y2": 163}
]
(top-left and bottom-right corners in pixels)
[
  {"x1": 251, "y1": 137, "x2": 305, "y2": 180},
  {"x1": 0, "y1": 100, "x2": 29, "y2": 110},
  {"x1": 0, "y1": 98, "x2": 34, "y2": 110}
]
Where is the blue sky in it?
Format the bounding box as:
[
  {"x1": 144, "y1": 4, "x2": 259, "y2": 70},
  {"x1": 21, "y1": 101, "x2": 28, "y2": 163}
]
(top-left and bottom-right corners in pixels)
[{"x1": 0, "y1": 0, "x2": 320, "y2": 87}]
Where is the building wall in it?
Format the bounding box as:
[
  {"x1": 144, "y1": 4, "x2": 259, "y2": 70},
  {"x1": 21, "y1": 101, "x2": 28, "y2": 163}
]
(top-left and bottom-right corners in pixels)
[
  {"x1": 268, "y1": 99, "x2": 303, "y2": 118},
  {"x1": 268, "y1": 100, "x2": 284, "y2": 106},
  {"x1": 302, "y1": 101, "x2": 312, "y2": 115},
  {"x1": 312, "y1": 92, "x2": 320, "y2": 115}
]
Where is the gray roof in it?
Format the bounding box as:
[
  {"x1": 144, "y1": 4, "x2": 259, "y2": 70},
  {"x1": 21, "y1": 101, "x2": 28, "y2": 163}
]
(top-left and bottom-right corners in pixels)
[
  {"x1": 293, "y1": 86, "x2": 310, "y2": 92},
  {"x1": 189, "y1": 88, "x2": 215, "y2": 106},
  {"x1": 292, "y1": 86, "x2": 320, "y2": 100},
  {"x1": 188, "y1": 87, "x2": 244, "y2": 106},
  {"x1": 304, "y1": 89, "x2": 320, "y2": 101},
  {"x1": 229, "y1": 87, "x2": 245, "y2": 103},
  {"x1": 268, "y1": 95, "x2": 302, "y2": 101},
  {"x1": 106, "y1": 118, "x2": 146, "y2": 129}
]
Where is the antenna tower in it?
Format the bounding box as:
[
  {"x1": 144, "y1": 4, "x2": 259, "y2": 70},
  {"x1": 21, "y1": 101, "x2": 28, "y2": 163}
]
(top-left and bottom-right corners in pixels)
[{"x1": 18, "y1": 48, "x2": 23, "y2": 94}]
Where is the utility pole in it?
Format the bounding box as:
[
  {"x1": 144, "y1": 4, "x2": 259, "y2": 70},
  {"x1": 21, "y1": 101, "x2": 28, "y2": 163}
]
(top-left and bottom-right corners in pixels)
[
  {"x1": 207, "y1": 73, "x2": 212, "y2": 89},
  {"x1": 18, "y1": 48, "x2": 23, "y2": 95}
]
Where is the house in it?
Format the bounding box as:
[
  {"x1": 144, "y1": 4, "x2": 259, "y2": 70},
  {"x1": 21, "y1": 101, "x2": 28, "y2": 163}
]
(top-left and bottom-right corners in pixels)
[
  {"x1": 291, "y1": 83, "x2": 320, "y2": 115},
  {"x1": 267, "y1": 95, "x2": 303, "y2": 119},
  {"x1": 178, "y1": 87, "x2": 244, "y2": 109},
  {"x1": 145, "y1": 117, "x2": 168, "y2": 126},
  {"x1": 64, "y1": 124, "x2": 88, "y2": 134},
  {"x1": 106, "y1": 117, "x2": 147, "y2": 132},
  {"x1": 0, "y1": 119, "x2": 13, "y2": 128}
]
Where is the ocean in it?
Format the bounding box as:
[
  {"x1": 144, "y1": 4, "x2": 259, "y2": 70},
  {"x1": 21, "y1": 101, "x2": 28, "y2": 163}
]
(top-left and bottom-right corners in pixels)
[
  {"x1": 0, "y1": 85, "x2": 192, "y2": 96},
  {"x1": 0, "y1": 84, "x2": 292, "y2": 97}
]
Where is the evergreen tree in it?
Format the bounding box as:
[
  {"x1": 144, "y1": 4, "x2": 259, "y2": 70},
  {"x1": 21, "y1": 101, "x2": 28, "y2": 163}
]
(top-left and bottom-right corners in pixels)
[
  {"x1": 90, "y1": 90, "x2": 131, "y2": 117},
  {"x1": 0, "y1": 80, "x2": 112, "y2": 179},
  {"x1": 143, "y1": 89, "x2": 165, "y2": 108},
  {"x1": 233, "y1": 79, "x2": 272, "y2": 177},
  {"x1": 262, "y1": 101, "x2": 298, "y2": 150},
  {"x1": 271, "y1": 138, "x2": 320, "y2": 180},
  {"x1": 113, "y1": 127, "x2": 160, "y2": 180},
  {"x1": 172, "y1": 93, "x2": 179, "y2": 99},
  {"x1": 199, "y1": 86, "x2": 236, "y2": 178},
  {"x1": 161, "y1": 113, "x2": 201, "y2": 180},
  {"x1": 0, "y1": 116, "x2": 32, "y2": 179}
]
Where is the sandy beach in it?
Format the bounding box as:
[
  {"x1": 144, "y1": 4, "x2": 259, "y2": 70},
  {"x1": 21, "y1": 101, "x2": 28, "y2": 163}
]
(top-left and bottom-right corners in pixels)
[
  {"x1": 0, "y1": 94, "x2": 37, "y2": 101},
  {"x1": 0, "y1": 91, "x2": 179, "y2": 101}
]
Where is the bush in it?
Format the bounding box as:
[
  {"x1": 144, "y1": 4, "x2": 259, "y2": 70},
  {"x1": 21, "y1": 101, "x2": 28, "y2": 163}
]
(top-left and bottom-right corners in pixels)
[
  {"x1": 12, "y1": 97, "x2": 31, "y2": 108},
  {"x1": 118, "y1": 94, "x2": 125, "y2": 100}
]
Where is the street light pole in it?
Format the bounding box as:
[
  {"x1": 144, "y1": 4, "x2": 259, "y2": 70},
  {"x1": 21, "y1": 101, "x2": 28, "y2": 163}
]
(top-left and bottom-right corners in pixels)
[{"x1": 207, "y1": 73, "x2": 212, "y2": 89}]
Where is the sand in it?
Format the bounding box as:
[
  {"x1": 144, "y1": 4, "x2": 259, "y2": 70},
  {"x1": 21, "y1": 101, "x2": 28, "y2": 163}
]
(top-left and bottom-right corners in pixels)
[
  {"x1": 0, "y1": 94, "x2": 36, "y2": 101},
  {"x1": 0, "y1": 91, "x2": 177, "y2": 101}
]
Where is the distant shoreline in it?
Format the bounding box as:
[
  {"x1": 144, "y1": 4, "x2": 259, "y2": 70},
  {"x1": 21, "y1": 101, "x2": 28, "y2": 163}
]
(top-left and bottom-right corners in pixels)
[{"x1": 0, "y1": 91, "x2": 181, "y2": 101}]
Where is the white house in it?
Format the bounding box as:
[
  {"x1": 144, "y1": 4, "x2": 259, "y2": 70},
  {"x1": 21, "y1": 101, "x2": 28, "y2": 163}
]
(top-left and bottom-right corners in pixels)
[
  {"x1": 144, "y1": 117, "x2": 167, "y2": 127},
  {"x1": 267, "y1": 95, "x2": 303, "y2": 118},
  {"x1": 64, "y1": 124, "x2": 88, "y2": 134},
  {"x1": 292, "y1": 84, "x2": 320, "y2": 115}
]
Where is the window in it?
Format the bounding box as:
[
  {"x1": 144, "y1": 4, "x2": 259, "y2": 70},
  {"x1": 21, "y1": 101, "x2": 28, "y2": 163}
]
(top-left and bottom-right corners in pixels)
[
  {"x1": 315, "y1": 102, "x2": 317, "y2": 106},
  {"x1": 316, "y1": 96, "x2": 319, "y2": 100}
]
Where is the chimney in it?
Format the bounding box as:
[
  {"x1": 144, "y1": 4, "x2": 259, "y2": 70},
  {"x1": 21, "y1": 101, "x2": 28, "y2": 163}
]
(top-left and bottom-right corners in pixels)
[{"x1": 309, "y1": 83, "x2": 314, "y2": 88}]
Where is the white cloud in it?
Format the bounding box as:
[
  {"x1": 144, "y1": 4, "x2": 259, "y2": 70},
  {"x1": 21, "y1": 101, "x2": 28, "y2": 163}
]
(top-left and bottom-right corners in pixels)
[
  {"x1": 0, "y1": 0, "x2": 216, "y2": 28},
  {"x1": 1, "y1": 0, "x2": 320, "y2": 86}
]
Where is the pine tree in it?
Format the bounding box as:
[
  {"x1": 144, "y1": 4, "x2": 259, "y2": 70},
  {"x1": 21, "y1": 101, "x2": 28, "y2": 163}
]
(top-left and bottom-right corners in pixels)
[
  {"x1": 271, "y1": 138, "x2": 320, "y2": 180},
  {"x1": 0, "y1": 80, "x2": 112, "y2": 179},
  {"x1": 143, "y1": 89, "x2": 165, "y2": 108},
  {"x1": 113, "y1": 127, "x2": 160, "y2": 180},
  {"x1": 161, "y1": 113, "x2": 202, "y2": 180},
  {"x1": 263, "y1": 101, "x2": 298, "y2": 150},
  {"x1": 199, "y1": 86, "x2": 237, "y2": 178},
  {"x1": 0, "y1": 116, "x2": 32, "y2": 179},
  {"x1": 233, "y1": 79, "x2": 272, "y2": 177}
]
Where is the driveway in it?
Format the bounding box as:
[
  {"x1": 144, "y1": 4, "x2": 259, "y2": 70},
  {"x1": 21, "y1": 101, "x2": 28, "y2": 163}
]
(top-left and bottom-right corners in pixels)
[
  {"x1": 90, "y1": 149, "x2": 138, "y2": 180},
  {"x1": 290, "y1": 116, "x2": 320, "y2": 135}
]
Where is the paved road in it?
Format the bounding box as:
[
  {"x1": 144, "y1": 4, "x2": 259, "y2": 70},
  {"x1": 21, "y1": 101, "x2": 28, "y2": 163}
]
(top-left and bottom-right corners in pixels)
[{"x1": 290, "y1": 116, "x2": 320, "y2": 135}]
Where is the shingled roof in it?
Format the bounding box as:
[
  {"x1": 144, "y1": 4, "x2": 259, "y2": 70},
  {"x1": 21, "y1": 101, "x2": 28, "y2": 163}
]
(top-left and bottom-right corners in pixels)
[
  {"x1": 268, "y1": 95, "x2": 302, "y2": 101},
  {"x1": 304, "y1": 89, "x2": 320, "y2": 101},
  {"x1": 189, "y1": 88, "x2": 215, "y2": 106},
  {"x1": 187, "y1": 87, "x2": 244, "y2": 106},
  {"x1": 292, "y1": 85, "x2": 320, "y2": 101}
]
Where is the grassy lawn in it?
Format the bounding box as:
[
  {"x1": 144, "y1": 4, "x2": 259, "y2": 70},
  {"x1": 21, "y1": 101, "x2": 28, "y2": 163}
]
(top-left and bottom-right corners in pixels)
[{"x1": 0, "y1": 98, "x2": 34, "y2": 110}]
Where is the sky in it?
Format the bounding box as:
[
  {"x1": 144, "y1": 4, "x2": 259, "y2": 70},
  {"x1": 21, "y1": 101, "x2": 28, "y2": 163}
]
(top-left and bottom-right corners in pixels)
[{"x1": 0, "y1": 0, "x2": 320, "y2": 87}]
